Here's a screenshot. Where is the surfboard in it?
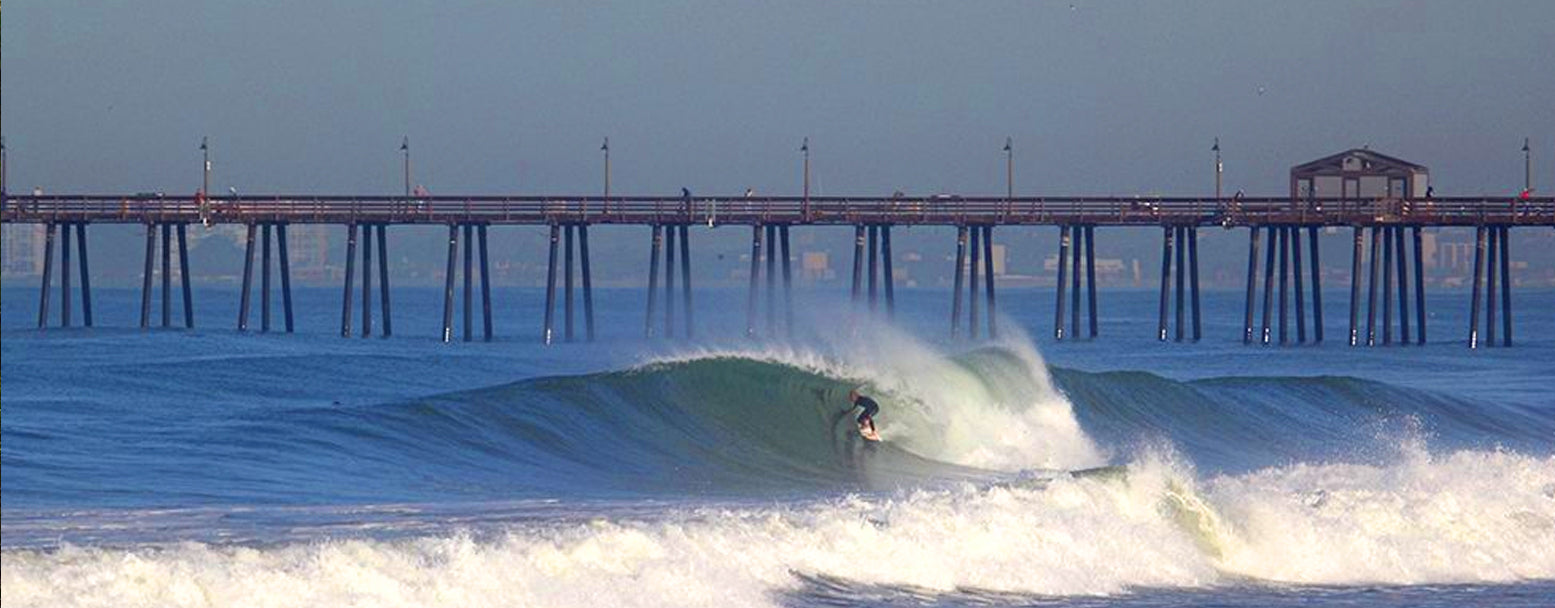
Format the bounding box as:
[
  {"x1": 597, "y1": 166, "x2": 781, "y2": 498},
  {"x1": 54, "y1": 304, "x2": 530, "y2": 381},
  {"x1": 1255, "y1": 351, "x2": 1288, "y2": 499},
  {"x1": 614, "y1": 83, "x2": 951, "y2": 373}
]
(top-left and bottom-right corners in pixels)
[{"x1": 858, "y1": 424, "x2": 881, "y2": 442}]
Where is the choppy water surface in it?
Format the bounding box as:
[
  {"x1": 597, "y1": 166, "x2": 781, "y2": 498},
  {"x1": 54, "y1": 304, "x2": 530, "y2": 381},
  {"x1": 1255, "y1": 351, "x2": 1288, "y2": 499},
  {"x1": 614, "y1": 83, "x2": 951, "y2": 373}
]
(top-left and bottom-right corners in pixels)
[{"x1": 3, "y1": 286, "x2": 1553, "y2": 607}]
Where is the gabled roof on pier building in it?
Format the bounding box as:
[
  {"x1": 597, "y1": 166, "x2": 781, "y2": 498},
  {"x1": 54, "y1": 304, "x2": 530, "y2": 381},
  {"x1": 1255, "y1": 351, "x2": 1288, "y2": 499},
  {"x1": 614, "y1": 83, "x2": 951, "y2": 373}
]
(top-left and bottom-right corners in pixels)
[
  {"x1": 1290, "y1": 148, "x2": 1430, "y2": 199},
  {"x1": 1290, "y1": 148, "x2": 1428, "y2": 178}
]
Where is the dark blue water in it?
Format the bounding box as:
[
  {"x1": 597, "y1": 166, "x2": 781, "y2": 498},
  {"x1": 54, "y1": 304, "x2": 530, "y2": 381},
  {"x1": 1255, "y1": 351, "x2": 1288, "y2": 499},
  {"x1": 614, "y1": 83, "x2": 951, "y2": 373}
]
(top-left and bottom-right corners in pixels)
[{"x1": 4, "y1": 284, "x2": 1553, "y2": 607}]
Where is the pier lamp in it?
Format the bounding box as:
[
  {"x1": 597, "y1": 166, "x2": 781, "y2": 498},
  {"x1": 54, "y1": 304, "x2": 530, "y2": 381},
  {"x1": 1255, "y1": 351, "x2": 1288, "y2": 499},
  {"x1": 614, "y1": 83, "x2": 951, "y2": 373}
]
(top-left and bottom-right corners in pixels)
[
  {"x1": 1524, "y1": 137, "x2": 1532, "y2": 193},
  {"x1": 1004, "y1": 137, "x2": 1014, "y2": 216},
  {"x1": 200, "y1": 137, "x2": 210, "y2": 196},
  {"x1": 400, "y1": 136, "x2": 412, "y2": 198},
  {"x1": 1, "y1": 136, "x2": 7, "y2": 198},
  {"x1": 602, "y1": 137, "x2": 611, "y2": 203},
  {"x1": 801, "y1": 137, "x2": 810, "y2": 220},
  {"x1": 1212, "y1": 137, "x2": 1222, "y2": 200}
]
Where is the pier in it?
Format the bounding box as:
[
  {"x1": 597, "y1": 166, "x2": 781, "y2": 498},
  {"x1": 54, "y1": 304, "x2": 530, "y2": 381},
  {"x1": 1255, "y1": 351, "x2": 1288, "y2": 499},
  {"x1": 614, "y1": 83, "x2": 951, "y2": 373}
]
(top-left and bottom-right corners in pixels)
[{"x1": 8, "y1": 190, "x2": 1549, "y2": 348}]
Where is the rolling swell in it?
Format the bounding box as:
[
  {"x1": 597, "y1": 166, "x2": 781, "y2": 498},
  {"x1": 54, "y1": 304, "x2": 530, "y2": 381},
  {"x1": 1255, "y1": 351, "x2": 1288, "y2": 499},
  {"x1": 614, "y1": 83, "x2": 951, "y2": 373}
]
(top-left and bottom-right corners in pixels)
[{"x1": 1055, "y1": 367, "x2": 1555, "y2": 472}]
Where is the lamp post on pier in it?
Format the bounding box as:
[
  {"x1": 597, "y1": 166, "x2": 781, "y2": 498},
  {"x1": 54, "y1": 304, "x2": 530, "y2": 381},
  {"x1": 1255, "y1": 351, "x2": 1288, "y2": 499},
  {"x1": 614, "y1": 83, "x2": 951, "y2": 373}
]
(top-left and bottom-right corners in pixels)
[
  {"x1": 400, "y1": 136, "x2": 412, "y2": 199},
  {"x1": 1524, "y1": 137, "x2": 1533, "y2": 194},
  {"x1": 200, "y1": 137, "x2": 210, "y2": 196},
  {"x1": 1, "y1": 136, "x2": 8, "y2": 199},
  {"x1": 801, "y1": 137, "x2": 810, "y2": 220},
  {"x1": 602, "y1": 137, "x2": 611, "y2": 213},
  {"x1": 1004, "y1": 137, "x2": 1014, "y2": 218},
  {"x1": 1213, "y1": 137, "x2": 1222, "y2": 201}
]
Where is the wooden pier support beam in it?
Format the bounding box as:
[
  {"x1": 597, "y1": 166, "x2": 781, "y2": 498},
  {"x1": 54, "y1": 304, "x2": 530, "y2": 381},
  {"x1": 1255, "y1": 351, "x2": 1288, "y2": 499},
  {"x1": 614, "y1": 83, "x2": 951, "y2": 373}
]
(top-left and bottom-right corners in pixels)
[
  {"x1": 277, "y1": 224, "x2": 294, "y2": 333},
  {"x1": 1292, "y1": 226, "x2": 1306, "y2": 344},
  {"x1": 982, "y1": 225, "x2": 997, "y2": 339},
  {"x1": 176, "y1": 224, "x2": 192, "y2": 329},
  {"x1": 541, "y1": 224, "x2": 558, "y2": 345},
  {"x1": 1260, "y1": 225, "x2": 1277, "y2": 345},
  {"x1": 1071, "y1": 224, "x2": 1084, "y2": 340},
  {"x1": 765, "y1": 223, "x2": 777, "y2": 332},
  {"x1": 1055, "y1": 225, "x2": 1070, "y2": 341},
  {"x1": 779, "y1": 224, "x2": 792, "y2": 335},
  {"x1": 262, "y1": 223, "x2": 273, "y2": 333},
  {"x1": 39, "y1": 223, "x2": 57, "y2": 328},
  {"x1": 664, "y1": 222, "x2": 677, "y2": 338},
  {"x1": 1382, "y1": 226, "x2": 1394, "y2": 346},
  {"x1": 1365, "y1": 226, "x2": 1381, "y2": 347},
  {"x1": 1412, "y1": 227, "x2": 1426, "y2": 344},
  {"x1": 462, "y1": 224, "x2": 474, "y2": 343},
  {"x1": 1309, "y1": 226, "x2": 1323, "y2": 344},
  {"x1": 866, "y1": 225, "x2": 878, "y2": 313},
  {"x1": 565, "y1": 224, "x2": 577, "y2": 342},
  {"x1": 968, "y1": 225, "x2": 981, "y2": 339},
  {"x1": 1175, "y1": 225, "x2": 1186, "y2": 342},
  {"x1": 61, "y1": 222, "x2": 73, "y2": 327},
  {"x1": 1499, "y1": 225, "x2": 1511, "y2": 345},
  {"x1": 442, "y1": 224, "x2": 460, "y2": 344},
  {"x1": 881, "y1": 225, "x2": 896, "y2": 320},
  {"x1": 360, "y1": 223, "x2": 372, "y2": 338},
  {"x1": 1468, "y1": 226, "x2": 1486, "y2": 349},
  {"x1": 951, "y1": 225, "x2": 968, "y2": 339},
  {"x1": 1086, "y1": 226, "x2": 1100, "y2": 339},
  {"x1": 161, "y1": 223, "x2": 172, "y2": 328},
  {"x1": 341, "y1": 224, "x2": 357, "y2": 338},
  {"x1": 1395, "y1": 226, "x2": 1410, "y2": 345},
  {"x1": 77, "y1": 223, "x2": 94, "y2": 327},
  {"x1": 238, "y1": 223, "x2": 256, "y2": 332},
  {"x1": 1348, "y1": 227, "x2": 1363, "y2": 346},
  {"x1": 478, "y1": 224, "x2": 493, "y2": 342},
  {"x1": 1486, "y1": 226, "x2": 1498, "y2": 347},
  {"x1": 1158, "y1": 226, "x2": 1173, "y2": 342},
  {"x1": 649, "y1": 224, "x2": 664, "y2": 339},
  {"x1": 1243, "y1": 226, "x2": 1261, "y2": 344},
  {"x1": 743, "y1": 224, "x2": 760, "y2": 338},
  {"x1": 39, "y1": 223, "x2": 56, "y2": 329},
  {"x1": 376, "y1": 224, "x2": 391, "y2": 337},
  {"x1": 1277, "y1": 225, "x2": 1289, "y2": 345},
  {"x1": 680, "y1": 224, "x2": 694, "y2": 339},
  {"x1": 580, "y1": 224, "x2": 596, "y2": 341},
  {"x1": 1188, "y1": 226, "x2": 1201, "y2": 342},
  {"x1": 850, "y1": 225, "x2": 865, "y2": 310}
]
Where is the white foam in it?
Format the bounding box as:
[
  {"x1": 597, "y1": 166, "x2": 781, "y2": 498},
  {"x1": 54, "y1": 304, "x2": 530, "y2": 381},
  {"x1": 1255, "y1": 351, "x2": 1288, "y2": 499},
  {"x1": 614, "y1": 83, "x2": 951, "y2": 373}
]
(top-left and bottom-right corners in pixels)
[{"x1": 9, "y1": 448, "x2": 1551, "y2": 607}]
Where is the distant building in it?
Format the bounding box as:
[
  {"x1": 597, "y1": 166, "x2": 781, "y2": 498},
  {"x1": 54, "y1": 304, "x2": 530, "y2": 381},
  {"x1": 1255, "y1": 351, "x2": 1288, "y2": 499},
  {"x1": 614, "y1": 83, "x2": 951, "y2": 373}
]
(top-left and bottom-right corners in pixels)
[
  {"x1": 1, "y1": 224, "x2": 46, "y2": 277},
  {"x1": 1290, "y1": 148, "x2": 1429, "y2": 201}
]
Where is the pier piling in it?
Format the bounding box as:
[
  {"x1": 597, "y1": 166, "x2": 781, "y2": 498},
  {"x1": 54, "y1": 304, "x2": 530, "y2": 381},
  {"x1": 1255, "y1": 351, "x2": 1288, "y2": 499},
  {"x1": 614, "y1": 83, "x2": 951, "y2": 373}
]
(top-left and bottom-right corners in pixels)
[
  {"x1": 983, "y1": 226, "x2": 997, "y2": 339},
  {"x1": 1175, "y1": 226, "x2": 1187, "y2": 342},
  {"x1": 277, "y1": 224, "x2": 294, "y2": 333},
  {"x1": 951, "y1": 226, "x2": 968, "y2": 339},
  {"x1": 1243, "y1": 227, "x2": 1260, "y2": 344},
  {"x1": 341, "y1": 224, "x2": 357, "y2": 338},
  {"x1": 866, "y1": 225, "x2": 878, "y2": 313},
  {"x1": 664, "y1": 222, "x2": 677, "y2": 338},
  {"x1": 161, "y1": 224, "x2": 172, "y2": 328},
  {"x1": 1365, "y1": 226, "x2": 1380, "y2": 347},
  {"x1": 77, "y1": 223, "x2": 95, "y2": 327},
  {"x1": 1499, "y1": 225, "x2": 1511, "y2": 348},
  {"x1": 262, "y1": 224, "x2": 273, "y2": 333},
  {"x1": 1382, "y1": 226, "x2": 1394, "y2": 346},
  {"x1": 1486, "y1": 226, "x2": 1498, "y2": 347},
  {"x1": 969, "y1": 225, "x2": 981, "y2": 340},
  {"x1": 238, "y1": 224, "x2": 255, "y2": 332},
  {"x1": 376, "y1": 225, "x2": 391, "y2": 337},
  {"x1": 1395, "y1": 226, "x2": 1410, "y2": 345},
  {"x1": 1309, "y1": 226, "x2": 1323, "y2": 343},
  {"x1": 443, "y1": 225, "x2": 459, "y2": 343},
  {"x1": 40, "y1": 223, "x2": 56, "y2": 329},
  {"x1": 1188, "y1": 226, "x2": 1200, "y2": 342},
  {"x1": 742, "y1": 225, "x2": 758, "y2": 337},
  {"x1": 61, "y1": 223, "x2": 72, "y2": 327},
  {"x1": 580, "y1": 224, "x2": 596, "y2": 341},
  {"x1": 680, "y1": 224, "x2": 694, "y2": 339},
  {"x1": 1071, "y1": 224, "x2": 1083, "y2": 340},
  {"x1": 1468, "y1": 226, "x2": 1486, "y2": 349},
  {"x1": 850, "y1": 225, "x2": 864, "y2": 309},
  {"x1": 1055, "y1": 225, "x2": 1070, "y2": 341},
  {"x1": 541, "y1": 224, "x2": 557, "y2": 345},
  {"x1": 1278, "y1": 225, "x2": 1289, "y2": 345},
  {"x1": 1261, "y1": 225, "x2": 1277, "y2": 345},
  {"x1": 766, "y1": 224, "x2": 777, "y2": 332},
  {"x1": 1348, "y1": 227, "x2": 1363, "y2": 346},
  {"x1": 882, "y1": 225, "x2": 896, "y2": 320},
  {"x1": 779, "y1": 224, "x2": 792, "y2": 334},
  {"x1": 1292, "y1": 226, "x2": 1306, "y2": 344},
  {"x1": 479, "y1": 224, "x2": 493, "y2": 342},
  {"x1": 360, "y1": 224, "x2": 371, "y2": 337},
  {"x1": 462, "y1": 224, "x2": 473, "y2": 343},
  {"x1": 648, "y1": 224, "x2": 664, "y2": 339},
  {"x1": 1412, "y1": 227, "x2": 1426, "y2": 344},
  {"x1": 1157, "y1": 226, "x2": 1172, "y2": 342},
  {"x1": 566, "y1": 224, "x2": 577, "y2": 342},
  {"x1": 1086, "y1": 225, "x2": 1099, "y2": 338}
]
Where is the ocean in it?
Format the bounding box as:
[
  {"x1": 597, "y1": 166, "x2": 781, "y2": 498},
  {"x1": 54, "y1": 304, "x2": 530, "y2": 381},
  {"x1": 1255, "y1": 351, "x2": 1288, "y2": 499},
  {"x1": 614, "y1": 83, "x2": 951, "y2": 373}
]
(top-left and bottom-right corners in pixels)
[{"x1": 3, "y1": 283, "x2": 1553, "y2": 607}]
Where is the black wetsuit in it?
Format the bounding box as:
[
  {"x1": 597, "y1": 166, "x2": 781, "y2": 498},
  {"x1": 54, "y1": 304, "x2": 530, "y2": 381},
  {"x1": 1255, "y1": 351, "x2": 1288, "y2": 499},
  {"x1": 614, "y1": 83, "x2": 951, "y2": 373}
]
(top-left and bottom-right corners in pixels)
[{"x1": 854, "y1": 396, "x2": 880, "y2": 426}]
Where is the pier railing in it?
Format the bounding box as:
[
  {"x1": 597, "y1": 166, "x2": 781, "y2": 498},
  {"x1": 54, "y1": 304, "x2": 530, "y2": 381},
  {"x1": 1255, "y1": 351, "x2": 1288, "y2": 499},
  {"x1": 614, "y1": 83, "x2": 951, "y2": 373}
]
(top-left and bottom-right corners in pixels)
[{"x1": 3, "y1": 194, "x2": 1552, "y2": 227}]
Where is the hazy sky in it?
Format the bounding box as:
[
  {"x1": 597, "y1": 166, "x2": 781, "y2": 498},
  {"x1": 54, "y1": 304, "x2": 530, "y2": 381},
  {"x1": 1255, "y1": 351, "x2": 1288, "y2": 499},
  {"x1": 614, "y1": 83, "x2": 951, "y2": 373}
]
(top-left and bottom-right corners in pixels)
[{"x1": 5, "y1": 0, "x2": 1552, "y2": 198}]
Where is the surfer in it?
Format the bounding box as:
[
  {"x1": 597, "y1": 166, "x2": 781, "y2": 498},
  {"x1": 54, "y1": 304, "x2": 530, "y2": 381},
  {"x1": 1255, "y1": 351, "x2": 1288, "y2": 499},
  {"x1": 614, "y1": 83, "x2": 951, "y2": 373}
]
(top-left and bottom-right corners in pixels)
[{"x1": 847, "y1": 389, "x2": 880, "y2": 440}]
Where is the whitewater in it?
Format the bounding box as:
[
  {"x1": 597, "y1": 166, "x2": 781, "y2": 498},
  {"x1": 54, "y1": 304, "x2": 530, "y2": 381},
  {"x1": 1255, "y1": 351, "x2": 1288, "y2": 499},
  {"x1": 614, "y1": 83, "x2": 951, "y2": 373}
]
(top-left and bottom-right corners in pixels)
[{"x1": 3, "y1": 286, "x2": 1554, "y2": 607}]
